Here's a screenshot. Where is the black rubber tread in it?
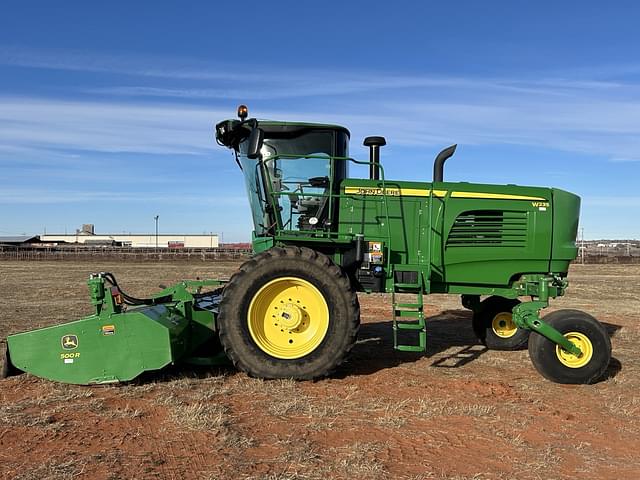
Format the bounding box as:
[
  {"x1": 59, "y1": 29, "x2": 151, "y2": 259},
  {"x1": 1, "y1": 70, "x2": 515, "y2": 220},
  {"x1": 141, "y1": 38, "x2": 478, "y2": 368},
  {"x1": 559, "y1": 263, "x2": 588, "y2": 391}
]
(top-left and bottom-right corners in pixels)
[
  {"x1": 528, "y1": 309, "x2": 611, "y2": 384},
  {"x1": 472, "y1": 296, "x2": 528, "y2": 350},
  {"x1": 1, "y1": 340, "x2": 10, "y2": 379},
  {"x1": 217, "y1": 246, "x2": 360, "y2": 380}
]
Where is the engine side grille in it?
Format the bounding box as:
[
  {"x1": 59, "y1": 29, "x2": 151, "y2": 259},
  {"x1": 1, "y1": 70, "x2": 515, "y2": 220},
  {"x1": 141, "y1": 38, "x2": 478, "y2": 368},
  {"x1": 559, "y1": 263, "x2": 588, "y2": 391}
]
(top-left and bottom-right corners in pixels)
[{"x1": 446, "y1": 210, "x2": 528, "y2": 247}]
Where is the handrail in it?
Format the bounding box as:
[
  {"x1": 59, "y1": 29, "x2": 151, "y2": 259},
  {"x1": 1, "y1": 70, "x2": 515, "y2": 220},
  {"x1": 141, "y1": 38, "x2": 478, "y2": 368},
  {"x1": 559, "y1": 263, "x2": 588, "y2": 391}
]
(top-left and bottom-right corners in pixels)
[
  {"x1": 260, "y1": 153, "x2": 393, "y2": 274},
  {"x1": 345, "y1": 157, "x2": 392, "y2": 273}
]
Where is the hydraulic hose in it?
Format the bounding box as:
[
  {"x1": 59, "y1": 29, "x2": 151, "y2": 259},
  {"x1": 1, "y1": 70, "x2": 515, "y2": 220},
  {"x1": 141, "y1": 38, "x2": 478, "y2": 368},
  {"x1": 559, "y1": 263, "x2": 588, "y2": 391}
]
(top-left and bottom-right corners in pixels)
[{"x1": 101, "y1": 272, "x2": 172, "y2": 306}]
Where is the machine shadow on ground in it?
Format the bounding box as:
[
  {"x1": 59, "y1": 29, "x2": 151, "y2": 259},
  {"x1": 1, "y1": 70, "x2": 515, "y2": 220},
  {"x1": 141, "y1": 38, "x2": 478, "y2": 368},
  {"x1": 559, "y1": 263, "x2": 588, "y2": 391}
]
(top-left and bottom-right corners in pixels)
[
  {"x1": 127, "y1": 315, "x2": 623, "y2": 385},
  {"x1": 601, "y1": 322, "x2": 623, "y2": 380},
  {"x1": 337, "y1": 310, "x2": 486, "y2": 378},
  {"x1": 130, "y1": 311, "x2": 482, "y2": 384},
  {"x1": 339, "y1": 314, "x2": 624, "y2": 381}
]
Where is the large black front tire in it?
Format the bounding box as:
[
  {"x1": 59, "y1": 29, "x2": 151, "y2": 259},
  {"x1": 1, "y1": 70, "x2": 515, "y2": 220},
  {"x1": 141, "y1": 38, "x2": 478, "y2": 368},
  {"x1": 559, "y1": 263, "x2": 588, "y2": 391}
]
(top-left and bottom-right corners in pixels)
[
  {"x1": 472, "y1": 296, "x2": 529, "y2": 350},
  {"x1": 528, "y1": 309, "x2": 611, "y2": 384},
  {"x1": 217, "y1": 247, "x2": 360, "y2": 379}
]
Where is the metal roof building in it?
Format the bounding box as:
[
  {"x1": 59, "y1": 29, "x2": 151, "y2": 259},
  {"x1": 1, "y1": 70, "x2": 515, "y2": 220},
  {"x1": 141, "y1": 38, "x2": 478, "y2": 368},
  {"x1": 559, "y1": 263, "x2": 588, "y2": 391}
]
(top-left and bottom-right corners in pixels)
[
  {"x1": 0, "y1": 235, "x2": 40, "y2": 246},
  {"x1": 39, "y1": 233, "x2": 219, "y2": 248}
]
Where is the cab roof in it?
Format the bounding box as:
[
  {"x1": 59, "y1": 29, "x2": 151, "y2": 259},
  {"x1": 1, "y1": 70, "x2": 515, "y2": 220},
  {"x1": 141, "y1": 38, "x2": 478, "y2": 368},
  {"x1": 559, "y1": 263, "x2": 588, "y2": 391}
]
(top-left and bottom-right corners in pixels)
[{"x1": 253, "y1": 120, "x2": 351, "y2": 138}]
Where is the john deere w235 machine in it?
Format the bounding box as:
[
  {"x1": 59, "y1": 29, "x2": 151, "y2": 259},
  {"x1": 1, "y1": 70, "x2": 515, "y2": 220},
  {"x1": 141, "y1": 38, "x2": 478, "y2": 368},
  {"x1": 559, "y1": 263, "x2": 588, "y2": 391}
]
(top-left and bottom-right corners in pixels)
[{"x1": 1, "y1": 106, "x2": 611, "y2": 385}]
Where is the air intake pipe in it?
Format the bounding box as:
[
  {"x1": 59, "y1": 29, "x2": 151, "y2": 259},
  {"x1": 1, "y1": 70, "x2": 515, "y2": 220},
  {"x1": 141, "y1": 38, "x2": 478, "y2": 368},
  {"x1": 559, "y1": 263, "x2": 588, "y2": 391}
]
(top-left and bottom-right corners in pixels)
[
  {"x1": 433, "y1": 144, "x2": 457, "y2": 182},
  {"x1": 363, "y1": 136, "x2": 386, "y2": 180}
]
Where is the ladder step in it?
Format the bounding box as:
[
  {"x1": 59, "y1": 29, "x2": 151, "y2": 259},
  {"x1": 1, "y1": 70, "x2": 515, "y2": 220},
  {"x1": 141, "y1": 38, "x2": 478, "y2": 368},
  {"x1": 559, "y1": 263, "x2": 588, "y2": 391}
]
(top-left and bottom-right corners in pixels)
[
  {"x1": 394, "y1": 322, "x2": 425, "y2": 330},
  {"x1": 394, "y1": 310, "x2": 423, "y2": 319},
  {"x1": 394, "y1": 302, "x2": 423, "y2": 309},
  {"x1": 393, "y1": 328, "x2": 427, "y2": 352},
  {"x1": 392, "y1": 280, "x2": 426, "y2": 352},
  {"x1": 395, "y1": 344, "x2": 425, "y2": 352}
]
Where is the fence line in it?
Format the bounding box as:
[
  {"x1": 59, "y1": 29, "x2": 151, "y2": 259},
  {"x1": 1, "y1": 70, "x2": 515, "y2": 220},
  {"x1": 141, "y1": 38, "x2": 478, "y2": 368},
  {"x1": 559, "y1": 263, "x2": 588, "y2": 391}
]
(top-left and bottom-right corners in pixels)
[
  {"x1": 577, "y1": 254, "x2": 640, "y2": 265},
  {"x1": 0, "y1": 247, "x2": 637, "y2": 264},
  {"x1": 0, "y1": 246, "x2": 252, "y2": 262}
]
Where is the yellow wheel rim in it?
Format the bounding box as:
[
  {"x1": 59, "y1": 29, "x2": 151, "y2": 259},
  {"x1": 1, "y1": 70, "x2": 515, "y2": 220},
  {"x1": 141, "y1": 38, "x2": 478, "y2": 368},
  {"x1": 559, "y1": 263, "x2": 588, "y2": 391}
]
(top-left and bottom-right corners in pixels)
[
  {"x1": 247, "y1": 277, "x2": 329, "y2": 359},
  {"x1": 491, "y1": 312, "x2": 518, "y2": 338},
  {"x1": 555, "y1": 332, "x2": 593, "y2": 368}
]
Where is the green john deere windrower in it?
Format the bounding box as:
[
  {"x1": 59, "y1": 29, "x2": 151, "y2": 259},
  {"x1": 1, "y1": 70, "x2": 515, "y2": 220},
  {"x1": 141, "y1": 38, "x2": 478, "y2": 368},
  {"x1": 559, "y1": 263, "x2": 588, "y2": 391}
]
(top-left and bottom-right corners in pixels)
[{"x1": 1, "y1": 105, "x2": 611, "y2": 385}]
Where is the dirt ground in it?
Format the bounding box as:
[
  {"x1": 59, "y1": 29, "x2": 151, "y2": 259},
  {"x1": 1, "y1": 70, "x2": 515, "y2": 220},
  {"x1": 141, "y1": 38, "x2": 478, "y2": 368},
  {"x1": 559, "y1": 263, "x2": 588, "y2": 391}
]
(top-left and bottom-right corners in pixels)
[{"x1": 0, "y1": 260, "x2": 638, "y2": 480}]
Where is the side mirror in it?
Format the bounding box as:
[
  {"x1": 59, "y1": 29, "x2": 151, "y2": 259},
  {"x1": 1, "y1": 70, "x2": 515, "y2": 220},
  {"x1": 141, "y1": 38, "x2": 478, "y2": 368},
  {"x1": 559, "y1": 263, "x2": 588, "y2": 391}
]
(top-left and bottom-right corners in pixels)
[
  {"x1": 308, "y1": 176, "x2": 330, "y2": 188},
  {"x1": 247, "y1": 128, "x2": 264, "y2": 159}
]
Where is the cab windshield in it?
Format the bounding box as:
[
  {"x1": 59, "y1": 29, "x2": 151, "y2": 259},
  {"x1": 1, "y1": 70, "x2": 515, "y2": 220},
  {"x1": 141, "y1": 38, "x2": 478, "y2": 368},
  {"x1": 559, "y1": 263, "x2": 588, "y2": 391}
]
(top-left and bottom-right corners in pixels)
[{"x1": 239, "y1": 129, "x2": 348, "y2": 235}]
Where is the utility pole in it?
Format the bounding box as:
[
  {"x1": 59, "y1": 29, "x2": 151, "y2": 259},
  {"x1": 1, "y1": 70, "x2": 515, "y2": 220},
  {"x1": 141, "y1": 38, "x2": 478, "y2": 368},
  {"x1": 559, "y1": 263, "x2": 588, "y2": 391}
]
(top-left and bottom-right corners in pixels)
[
  {"x1": 580, "y1": 227, "x2": 585, "y2": 264},
  {"x1": 154, "y1": 215, "x2": 159, "y2": 249}
]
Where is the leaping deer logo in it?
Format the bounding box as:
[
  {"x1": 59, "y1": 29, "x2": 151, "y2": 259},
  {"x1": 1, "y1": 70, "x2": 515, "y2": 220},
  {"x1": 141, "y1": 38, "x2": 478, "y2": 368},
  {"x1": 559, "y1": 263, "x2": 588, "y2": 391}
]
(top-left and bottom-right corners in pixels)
[{"x1": 61, "y1": 335, "x2": 78, "y2": 350}]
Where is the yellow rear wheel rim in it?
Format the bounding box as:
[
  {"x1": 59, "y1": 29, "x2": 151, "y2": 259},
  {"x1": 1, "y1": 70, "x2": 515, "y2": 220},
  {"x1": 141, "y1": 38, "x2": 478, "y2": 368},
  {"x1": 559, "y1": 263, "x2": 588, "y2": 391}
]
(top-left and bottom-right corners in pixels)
[
  {"x1": 555, "y1": 332, "x2": 593, "y2": 368},
  {"x1": 248, "y1": 277, "x2": 329, "y2": 359},
  {"x1": 491, "y1": 312, "x2": 518, "y2": 338}
]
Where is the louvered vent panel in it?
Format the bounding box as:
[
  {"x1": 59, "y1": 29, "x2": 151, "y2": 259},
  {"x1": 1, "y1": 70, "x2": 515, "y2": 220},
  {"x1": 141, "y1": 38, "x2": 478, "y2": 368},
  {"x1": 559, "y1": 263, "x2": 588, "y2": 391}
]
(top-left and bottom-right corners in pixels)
[{"x1": 446, "y1": 210, "x2": 528, "y2": 247}]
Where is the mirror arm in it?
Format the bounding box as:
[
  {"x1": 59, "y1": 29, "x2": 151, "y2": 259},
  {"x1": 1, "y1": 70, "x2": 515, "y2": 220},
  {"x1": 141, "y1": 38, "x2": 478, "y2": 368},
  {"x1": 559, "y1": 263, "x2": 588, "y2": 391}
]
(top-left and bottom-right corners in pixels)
[
  {"x1": 233, "y1": 150, "x2": 243, "y2": 171},
  {"x1": 247, "y1": 121, "x2": 264, "y2": 160}
]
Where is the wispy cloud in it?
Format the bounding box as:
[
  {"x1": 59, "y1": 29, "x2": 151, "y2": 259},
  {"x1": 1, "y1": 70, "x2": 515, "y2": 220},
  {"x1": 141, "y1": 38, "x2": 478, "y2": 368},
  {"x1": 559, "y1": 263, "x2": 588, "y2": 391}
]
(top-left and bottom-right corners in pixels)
[
  {"x1": 0, "y1": 187, "x2": 246, "y2": 205},
  {"x1": 1, "y1": 92, "x2": 640, "y2": 162},
  {"x1": 0, "y1": 96, "x2": 232, "y2": 155},
  {"x1": 1, "y1": 46, "x2": 638, "y2": 238},
  {"x1": 4, "y1": 45, "x2": 640, "y2": 100},
  {"x1": 2, "y1": 46, "x2": 640, "y2": 162},
  {"x1": 0, "y1": 45, "x2": 249, "y2": 82},
  {"x1": 0, "y1": 167, "x2": 196, "y2": 184}
]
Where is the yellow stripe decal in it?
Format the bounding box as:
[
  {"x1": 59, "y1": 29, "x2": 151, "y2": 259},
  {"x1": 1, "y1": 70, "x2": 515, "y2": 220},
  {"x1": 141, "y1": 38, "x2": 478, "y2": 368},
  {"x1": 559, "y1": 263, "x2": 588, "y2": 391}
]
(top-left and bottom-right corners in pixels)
[
  {"x1": 450, "y1": 192, "x2": 547, "y2": 201},
  {"x1": 344, "y1": 187, "x2": 446, "y2": 197},
  {"x1": 344, "y1": 187, "x2": 545, "y2": 201}
]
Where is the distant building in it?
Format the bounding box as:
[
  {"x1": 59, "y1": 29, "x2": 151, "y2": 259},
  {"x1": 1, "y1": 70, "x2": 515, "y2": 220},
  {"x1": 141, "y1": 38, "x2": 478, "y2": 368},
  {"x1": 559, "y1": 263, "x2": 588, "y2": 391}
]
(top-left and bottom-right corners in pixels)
[
  {"x1": 0, "y1": 235, "x2": 40, "y2": 247},
  {"x1": 80, "y1": 224, "x2": 95, "y2": 235},
  {"x1": 40, "y1": 232, "x2": 219, "y2": 248}
]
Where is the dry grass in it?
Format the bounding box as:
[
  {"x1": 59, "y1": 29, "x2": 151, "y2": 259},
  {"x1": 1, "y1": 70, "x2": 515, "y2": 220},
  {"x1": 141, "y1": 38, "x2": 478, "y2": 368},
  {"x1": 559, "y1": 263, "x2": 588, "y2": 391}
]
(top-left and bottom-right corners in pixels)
[
  {"x1": 101, "y1": 403, "x2": 145, "y2": 419},
  {"x1": 329, "y1": 441, "x2": 387, "y2": 478},
  {"x1": 171, "y1": 402, "x2": 229, "y2": 431},
  {"x1": 0, "y1": 381, "x2": 97, "y2": 430},
  {"x1": 12, "y1": 459, "x2": 87, "y2": 480},
  {"x1": 154, "y1": 380, "x2": 256, "y2": 450},
  {"x1": 374, "y1": 399, "x2": 410, "y2": 427},
  {"x1": 156, "y1": 387, "x2": 230, "y2": 431},
  {"x1": 274, "y1": 437, "x2": 321, "y2": 467},
  {"x1": 0, "y1": 404, "x2": 60, "y2": 428},
  {"x1": 414, "y1": 398, "x2": 497, "y2": 418},
  {"x1": 1, "y1": 261, "x2": 639, "y2": 480},
  {"x1": 604, "y1": 394, "x2": 640, "y2": 417}
]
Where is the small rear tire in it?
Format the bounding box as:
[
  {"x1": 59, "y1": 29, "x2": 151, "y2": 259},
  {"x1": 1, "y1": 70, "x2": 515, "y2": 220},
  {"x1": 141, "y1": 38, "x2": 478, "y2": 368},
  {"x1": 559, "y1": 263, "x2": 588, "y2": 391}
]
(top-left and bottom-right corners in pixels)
[
  {"x1": 472, "y1": 296, "x2": 529, "y2": 350},
  {"x1": 528, "y1": 309, "x2": 611, "y2": 384}
]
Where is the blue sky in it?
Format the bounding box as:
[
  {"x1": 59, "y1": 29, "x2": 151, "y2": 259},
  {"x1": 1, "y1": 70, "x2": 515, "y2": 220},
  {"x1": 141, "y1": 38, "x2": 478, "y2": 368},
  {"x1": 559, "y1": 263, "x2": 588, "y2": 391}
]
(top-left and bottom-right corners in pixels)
[{"x1": 1, "y1": 1, "x2": 639, "y2": 241}]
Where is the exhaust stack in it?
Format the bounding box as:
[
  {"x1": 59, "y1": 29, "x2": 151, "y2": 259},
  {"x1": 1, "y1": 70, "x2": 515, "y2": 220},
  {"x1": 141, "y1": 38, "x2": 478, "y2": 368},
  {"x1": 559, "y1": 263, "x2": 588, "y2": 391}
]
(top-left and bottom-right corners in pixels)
[
  {"x1": 363, "y1": 136, "x2": 386, "y2": 180},
  {"x1": 433, "y1": 144, "x2": 457, "y2": 182}
]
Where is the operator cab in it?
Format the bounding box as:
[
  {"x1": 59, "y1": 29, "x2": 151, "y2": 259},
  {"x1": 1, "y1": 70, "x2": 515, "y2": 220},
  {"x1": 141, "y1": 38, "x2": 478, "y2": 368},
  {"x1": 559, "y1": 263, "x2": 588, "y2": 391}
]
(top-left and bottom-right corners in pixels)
[{"x1": 216, "y1": 107, "x2": 350, "y2": 236}]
